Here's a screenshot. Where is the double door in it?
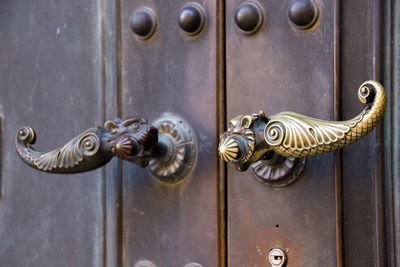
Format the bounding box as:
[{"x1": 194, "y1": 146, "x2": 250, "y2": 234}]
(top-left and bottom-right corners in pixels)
[{"x1": 0, "y1": 0, "x2": 397, "y2": 266}]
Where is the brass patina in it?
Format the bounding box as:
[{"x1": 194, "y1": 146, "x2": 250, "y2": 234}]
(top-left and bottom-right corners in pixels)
[
  {"x1": 219, "y1": 80, "x2": 387, "y2": 172},
  {"x1": 15, "y1": 115, "x2": 197, "y2": 182}
]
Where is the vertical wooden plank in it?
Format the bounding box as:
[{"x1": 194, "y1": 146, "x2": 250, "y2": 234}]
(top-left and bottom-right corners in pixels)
[
  {"x1": 383, "y1": 1, "x2": 400, "y2": 266},
  {"x1": 391, "y1": 0, "x2": 400, "y2": 263},
  {"x1": 0, "y1": 0, "x2": 108, "y2": 266},
  {"x1": 333, "y1": 1, "x2": 344, "y2": 266},
  {"x1": 102, "y1": 0, "x2": 123, "y2": 266},
  {"x1": 340, "y1": 1, "x2": 384, "y2": 266},
  {"x1": 216, "y1": 0, "x2": 227, "y2": 265},
  {"x1": 119, "y1": 0, "x2": 219, "y2": 266},
  {"x1": 226, "y1": 0, "x2": 337, "y2": 265},
  {"x1": 0, "y1": 115, "x2": 2, "y2": 198}
]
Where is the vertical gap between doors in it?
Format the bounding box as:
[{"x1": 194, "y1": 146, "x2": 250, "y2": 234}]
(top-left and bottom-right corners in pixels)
[
  {"x1": 100, "y1": 0, "x2": 124, "y2": 266},
  {"x1": 334, "y1": 0, "x2": 344, "y2": 267},
  {"x1": 217, "y1": 0, "x2": 227, "y2": 266},
  {"x1": 372, "y1": 0, "x2": 385, "y2": 266}
]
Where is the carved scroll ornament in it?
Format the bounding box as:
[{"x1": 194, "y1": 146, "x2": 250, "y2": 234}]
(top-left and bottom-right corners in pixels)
[
  {"x1": 219, "y1": 80, "x2": 386, "y2": 172},
  {"x1": 15, "y1": 114, "x2": 197, "y2": 182}
]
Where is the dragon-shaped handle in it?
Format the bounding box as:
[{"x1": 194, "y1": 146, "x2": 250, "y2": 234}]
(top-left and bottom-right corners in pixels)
[
  {"x1": 218, "y1": 80, "x2": 386, "y2": 172},
  {"x1": 16, "y1": 115, "x2": 197, "y2": 182}
]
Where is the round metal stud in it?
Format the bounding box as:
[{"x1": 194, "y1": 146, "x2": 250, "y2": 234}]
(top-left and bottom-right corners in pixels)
[
  {"x1": 178, "y1": 3, "x2": 206, "y2": 36},
  {"x1": 129, "y1": 7, "x2": 157, "y2": 39},
  {"x1": 234, "y1": 1, "x2": 264, "y2": 35},
  {"x1": 148, "y1": 114, "x2": 197, "y2": 183},
  {"x1": 251, "y1": 151, "x2": 306, "y2": 187},
  {"x1": 287, "y1": 0, "x2": 319, "y2": 30}
]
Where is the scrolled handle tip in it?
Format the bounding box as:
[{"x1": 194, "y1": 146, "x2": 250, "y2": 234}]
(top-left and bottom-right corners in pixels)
[
  {"x1": 358, "y1": 80, "x2": 384, "y2": 105},
  {"x1": 16, "y1": 126, "x2": 36, "y2": 144},
  {"x1": 219, "y1": 79, "x2": 387, "y2": 170},
  {"x1": 14, "y1": 117, "x2": 165, "y2": 174}
]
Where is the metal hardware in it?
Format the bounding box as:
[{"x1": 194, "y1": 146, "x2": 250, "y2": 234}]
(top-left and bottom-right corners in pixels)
[
  {"x1": 219, "y1": 80, "x2": 386, "y2": 181},
  {"x1": 129, "y1": 7, "x2": 157, "y2": 39},
  {"x1": 234, "y1": 1, "x2": 264, "y2": 34},
  {"x1": 178, "y1": 3, "x2": 206, "y2": 36},
  {"x1": 287, "y1": 0, "x2": 318, "y2": 30},
  {"x1": 268, "y1": 248, "x2": 287, "y2": 267},
  {"x1": 147, "y1": 115, "x2": 197, "y2": 183},
  {"x1": 15, "y1": 114, "x2": 196, "y2": 182},
  {"x1": 134, "y1": 260, "x2": 157, "y2": 267},
  {"x1": 251, "y1": 152, "x2": 306, "y2": 187}
]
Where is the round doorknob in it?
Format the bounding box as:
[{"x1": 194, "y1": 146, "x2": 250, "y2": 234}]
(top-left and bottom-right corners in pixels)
[
  {"x1": 219, "y1": 80, "x2": 386, "y2": 172},
  {"x1": 16, "y1": 114, "x2": 197, "y2": 183}
]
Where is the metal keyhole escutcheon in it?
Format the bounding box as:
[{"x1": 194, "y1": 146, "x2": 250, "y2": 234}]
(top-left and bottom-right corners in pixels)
[{"x1": 268, "y1": 248, "x2": 287, "y2": 267}]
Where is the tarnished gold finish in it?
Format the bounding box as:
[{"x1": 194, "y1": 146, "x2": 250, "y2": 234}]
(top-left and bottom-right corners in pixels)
[
  {"x1": 219, "y1": 137, "x2": 240, "y2": 162},
  {"x1": 219, "y1": 80, "x2": 386, "y2": 171},
  {"x1": 15, "y1": 118, "x2": 158, "y2": 173},
  {"x1": 251, "y1": 153, "x2": 306, "y2": 187},
  {"x1": 16, "y1": 115, "x2": 197, "y2": 181},
  {"x1": 147, "y1": 115, "x2": 197, "y2": 183}
]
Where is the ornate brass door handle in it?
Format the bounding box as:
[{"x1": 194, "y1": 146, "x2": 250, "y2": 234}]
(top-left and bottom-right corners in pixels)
[
  {"x1": 219, "y1": 80, "x2": 386, "y2": 174},
  {"x1": 16, "y1": 114, "x2": 196, "y2": 182}
]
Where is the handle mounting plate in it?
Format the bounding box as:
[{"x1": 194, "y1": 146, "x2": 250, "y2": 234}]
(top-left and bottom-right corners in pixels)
[{"x1": 148, "y1": 114, "x2": 197, "y2": 183}]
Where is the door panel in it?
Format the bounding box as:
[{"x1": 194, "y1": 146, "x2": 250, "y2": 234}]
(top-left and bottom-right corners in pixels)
[
  {"x1": 341, "y1": 1, "x2": 383, "y2": 265},
  {"x1": 226, "y1": 0, "x2": 338, "y2": 265},
  {"x1": 0, "y1": 0, "x2": 396, "y2": 266},
  {"x1": 0, "y1": 0, "x2": 105, "y2": 266},
  {"x1": 120, "y1": 0, "x2": 219, "y2": 266},
  {"x1": 225, "y1": 0, "x2": 388, "y2": 266}
]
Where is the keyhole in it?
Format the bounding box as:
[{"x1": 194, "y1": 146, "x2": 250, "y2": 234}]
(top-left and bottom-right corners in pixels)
[{"x1": 268, "y1": 247, "x2": 287, "y2": 267}]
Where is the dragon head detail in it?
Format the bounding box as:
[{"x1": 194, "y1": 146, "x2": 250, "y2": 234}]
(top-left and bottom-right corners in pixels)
[
  {"x1": 104, "y1": 117, "x2": 158, "y2": 167},
  {"x1": 218, "y1": 111, "x2": 270, "y2": 171}
]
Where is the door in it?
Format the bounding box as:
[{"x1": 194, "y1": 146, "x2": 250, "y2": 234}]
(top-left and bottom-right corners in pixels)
[
  {"x1": 225, "y1": 0, "x2": 391, "y2": 266},
  {"x1": 0, "y1": 0, "x2": 398, "y2": 267}
]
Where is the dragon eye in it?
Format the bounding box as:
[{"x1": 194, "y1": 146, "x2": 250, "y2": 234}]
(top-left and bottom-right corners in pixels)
[
  {"x1": 104, "y1": 120, "x2": 119, "y2": 134},
  {"x1": 130, "y1": 122, "x2": 140, "y2": 131}
]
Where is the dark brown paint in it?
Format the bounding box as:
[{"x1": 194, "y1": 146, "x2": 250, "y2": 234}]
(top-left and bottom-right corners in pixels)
[{"x1": 0, "y1": 0, "x2": 398, "y2": 266}]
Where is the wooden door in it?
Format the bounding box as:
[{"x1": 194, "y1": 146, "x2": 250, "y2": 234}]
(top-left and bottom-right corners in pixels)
[
  {"x1": 118, "y1": 0, "x2": 220, "y2": 266},
  {"x1": 0, "y1": 0, "x2": 398, "y2": 267},
  {"x1": 225, "y1": 0, "x2": 398, "y2": 266},
  {"x1": 0, "y1": 0, "x2": 221, "y2": 266},
  {"x1": 0, "y1": 1, "x2": 107, "y2": 266}
]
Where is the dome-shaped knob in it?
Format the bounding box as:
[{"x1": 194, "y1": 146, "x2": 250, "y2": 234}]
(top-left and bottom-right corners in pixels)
[
  {"x1": 234, "y1": 1, "x2": 264, "y2": 34},
  {"x1": 287, "y1": 0, "x2": 318, "y2": 30},
  {"x1": 219, "y1": 137, "x2": 241, "y2": 162},
  {"x1": 178, "y1": 3, "x2": 206, "y2": 36},
  {"x1": 129, "y1": 7, "x2": 157, "y2": 39}
]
